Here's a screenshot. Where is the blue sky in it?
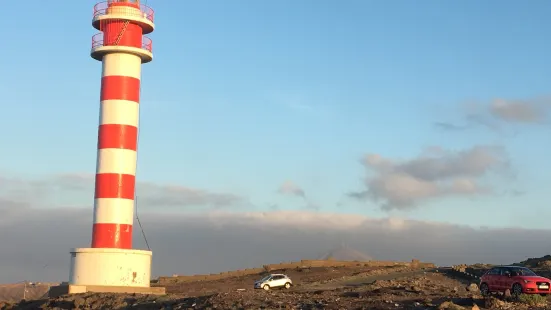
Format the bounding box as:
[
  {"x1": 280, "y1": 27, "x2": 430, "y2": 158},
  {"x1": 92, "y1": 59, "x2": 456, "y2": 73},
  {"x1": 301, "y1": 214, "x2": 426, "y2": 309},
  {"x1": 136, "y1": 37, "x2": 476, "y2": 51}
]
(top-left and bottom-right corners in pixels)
[{"x1": 0, "y1": 0, "x2": 550, "y2": 229}]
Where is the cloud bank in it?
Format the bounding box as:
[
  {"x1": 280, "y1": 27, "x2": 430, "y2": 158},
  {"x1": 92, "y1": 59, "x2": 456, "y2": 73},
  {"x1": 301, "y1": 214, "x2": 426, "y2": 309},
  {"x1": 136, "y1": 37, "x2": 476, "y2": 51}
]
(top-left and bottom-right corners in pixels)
[
  {"x1": 1, "y1": 201, "x2": 550, "y2": 284},
  {"x1": 0, "y1": 159, "x2": 532, "y2": 285}
]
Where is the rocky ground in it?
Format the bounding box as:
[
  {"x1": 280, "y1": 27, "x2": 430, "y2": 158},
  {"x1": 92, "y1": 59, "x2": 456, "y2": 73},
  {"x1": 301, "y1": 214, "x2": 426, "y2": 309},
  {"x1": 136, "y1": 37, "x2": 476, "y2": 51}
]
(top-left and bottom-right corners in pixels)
[
  {"x1": 1, "y1": 266, "x2": 550, "y2": 309},
  {"x1": 461, "y1": 258, "x2": 551, "y2": 280}
]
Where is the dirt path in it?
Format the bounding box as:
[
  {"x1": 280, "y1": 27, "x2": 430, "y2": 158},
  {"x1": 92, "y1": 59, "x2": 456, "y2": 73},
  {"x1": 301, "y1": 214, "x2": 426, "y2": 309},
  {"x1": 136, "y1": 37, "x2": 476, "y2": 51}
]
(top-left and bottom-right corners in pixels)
[
  {"x1": 298, "y1": 268, "x2": 436, "y2": 291},
  {"x1": 343, "y1": 268, "x2": 437, "y2": 286}
]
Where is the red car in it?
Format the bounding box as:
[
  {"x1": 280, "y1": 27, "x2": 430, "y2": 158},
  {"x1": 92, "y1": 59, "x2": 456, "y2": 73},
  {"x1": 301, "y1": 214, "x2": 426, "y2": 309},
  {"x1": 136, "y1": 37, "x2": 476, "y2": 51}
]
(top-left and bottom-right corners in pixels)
[{"x1": 479, "y1": 266, "x2": 551, "y2": 297}]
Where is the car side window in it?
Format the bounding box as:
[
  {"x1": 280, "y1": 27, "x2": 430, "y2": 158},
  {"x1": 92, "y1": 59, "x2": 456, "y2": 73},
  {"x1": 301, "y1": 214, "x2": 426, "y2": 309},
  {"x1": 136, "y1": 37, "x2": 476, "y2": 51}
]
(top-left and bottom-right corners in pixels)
[{"x1": 487, "y1": 268, "x2": 499, "y2": 275}]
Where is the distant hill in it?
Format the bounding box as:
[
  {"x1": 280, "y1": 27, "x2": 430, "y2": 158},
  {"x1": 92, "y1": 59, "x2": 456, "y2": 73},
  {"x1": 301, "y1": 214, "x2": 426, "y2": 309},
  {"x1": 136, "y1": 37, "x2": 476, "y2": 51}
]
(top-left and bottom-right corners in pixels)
[
  {"x1": 517, "y1": 255, "x2": 551, "y2": 268},
  {"x1": 318, "y1": 243, "x2": 373, "y2": 261}
]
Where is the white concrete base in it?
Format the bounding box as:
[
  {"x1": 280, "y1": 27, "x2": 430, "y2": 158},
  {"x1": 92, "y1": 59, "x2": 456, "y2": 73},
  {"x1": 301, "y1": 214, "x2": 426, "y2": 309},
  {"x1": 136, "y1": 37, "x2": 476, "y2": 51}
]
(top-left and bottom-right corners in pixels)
[
  {"x1": 69, "y1": 248, "x2": 152, "y2": 287},
  {"x1": 49, "y1": 284, "x2": 165, "y2": 298}
]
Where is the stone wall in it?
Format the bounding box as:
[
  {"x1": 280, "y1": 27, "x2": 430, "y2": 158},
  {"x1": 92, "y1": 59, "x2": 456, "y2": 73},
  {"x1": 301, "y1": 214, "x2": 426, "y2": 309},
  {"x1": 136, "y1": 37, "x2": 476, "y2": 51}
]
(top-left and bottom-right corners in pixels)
[{"x1": 158, "y1": 259, "x2": 434, "y2": 284}]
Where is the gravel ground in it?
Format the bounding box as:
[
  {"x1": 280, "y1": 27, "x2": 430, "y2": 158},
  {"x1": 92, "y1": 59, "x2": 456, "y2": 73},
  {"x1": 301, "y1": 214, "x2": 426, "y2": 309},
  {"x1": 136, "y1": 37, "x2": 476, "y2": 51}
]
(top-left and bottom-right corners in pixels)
[{"x1": 1, "y1": 267, "x2": 549, "y2": 309}]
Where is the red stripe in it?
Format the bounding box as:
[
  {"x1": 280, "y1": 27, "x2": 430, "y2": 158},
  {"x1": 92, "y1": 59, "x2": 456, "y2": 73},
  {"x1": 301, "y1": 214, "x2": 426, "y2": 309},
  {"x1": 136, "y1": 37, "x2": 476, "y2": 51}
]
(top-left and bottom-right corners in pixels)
[
  {"x1": 102, "y1": 21, "x2": 143, "y2": 48},
  {"x1": 95, "y1": 173, "x2": 136, "y2": 199},
  {"x1": 97, "y1": 124, "x2": 138, "y2": 151},
  {"x1": 101, "y1": 76, "x2": 140, "y2": 102},
  {"x1": 92, "y1": 223, "x2": 132, "y2": 249}
]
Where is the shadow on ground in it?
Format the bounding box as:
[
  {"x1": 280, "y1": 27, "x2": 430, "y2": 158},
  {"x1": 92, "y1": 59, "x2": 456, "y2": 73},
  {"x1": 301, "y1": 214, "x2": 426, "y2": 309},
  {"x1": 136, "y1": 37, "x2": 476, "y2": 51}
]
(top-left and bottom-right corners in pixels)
[{"x1": 5, "y1": 295, "x2": 216, "y2": 310}]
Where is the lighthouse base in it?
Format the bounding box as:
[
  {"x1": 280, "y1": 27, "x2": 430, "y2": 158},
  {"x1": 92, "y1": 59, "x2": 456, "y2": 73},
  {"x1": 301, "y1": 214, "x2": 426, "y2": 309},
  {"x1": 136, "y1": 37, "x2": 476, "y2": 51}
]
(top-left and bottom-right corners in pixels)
[
  {"x1": 48, "y1": 283, "x2": 166, "y2": 298},
  {"x1": 69, "y1": 248, "x2": 153, "y2": 286},
  {"x1": 49, "y1": 248, "x2": 165, "y2": 297}
]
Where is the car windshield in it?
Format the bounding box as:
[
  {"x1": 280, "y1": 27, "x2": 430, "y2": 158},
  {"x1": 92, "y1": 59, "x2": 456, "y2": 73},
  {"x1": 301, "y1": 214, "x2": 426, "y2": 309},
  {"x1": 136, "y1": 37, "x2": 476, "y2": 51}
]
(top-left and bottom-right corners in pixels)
[
  {"x1": 511, "y1": 267, "x2": 537, "y2": 276},
  {"x1": 259, "y1": 275, "x2": 271, "y2": 281}
]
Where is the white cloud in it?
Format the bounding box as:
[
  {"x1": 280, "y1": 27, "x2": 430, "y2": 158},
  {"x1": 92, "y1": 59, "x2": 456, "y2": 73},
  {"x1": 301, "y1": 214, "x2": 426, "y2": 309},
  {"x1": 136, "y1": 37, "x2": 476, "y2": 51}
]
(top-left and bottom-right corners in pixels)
[
  {"x1": 490, "y1": 98, "x2": 548, "y2": 123},
  {"x1": 0, "y1": 173, "x2": 247, "y2": 210},
  {"x1": 278, "y1": 180, "x2": 305, "y2": 198},
  {"x1": 278, "y1": 180, "x2": 320, "y2": 210},
  {"x1": 435, "y1": 96, "x2": 551, "y2": 132},
  {"x1": 349, "y1": 145, "x2": 510, "y2": 210}
]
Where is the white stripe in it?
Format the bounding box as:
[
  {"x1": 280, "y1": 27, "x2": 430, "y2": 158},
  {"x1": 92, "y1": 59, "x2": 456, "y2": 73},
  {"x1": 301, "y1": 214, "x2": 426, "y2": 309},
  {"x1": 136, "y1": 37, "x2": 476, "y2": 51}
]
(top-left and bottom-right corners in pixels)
[
  {"x1": 105, "y1": 5, "x2": 142, "y2": 17},
  {"x1": 96, "y1": 148, "x2": 137, "y2": 175},
  {"x1": 102, "y1": 53, "x2": 142, "y2": 79},
  {"x1": 100, "y1": 99, "x2": 140, "y2": 126},
  {"x1": 93, "y1": 198, "x2": 135, "y2": 225}
]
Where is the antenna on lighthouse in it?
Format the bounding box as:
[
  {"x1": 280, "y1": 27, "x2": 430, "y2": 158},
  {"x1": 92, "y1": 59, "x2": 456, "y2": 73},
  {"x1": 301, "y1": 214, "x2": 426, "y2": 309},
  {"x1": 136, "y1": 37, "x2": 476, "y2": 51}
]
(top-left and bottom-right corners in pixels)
[{"x1": 135, "y1": 196, "x2": 151, "y2": 251}]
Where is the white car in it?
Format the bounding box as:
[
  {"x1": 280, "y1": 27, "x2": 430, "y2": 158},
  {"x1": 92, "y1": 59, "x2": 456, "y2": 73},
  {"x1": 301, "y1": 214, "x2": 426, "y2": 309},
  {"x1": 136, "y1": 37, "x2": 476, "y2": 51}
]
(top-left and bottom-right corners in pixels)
[{"x1": 254, "y1": 273, "x2": 293, "y2": 290}]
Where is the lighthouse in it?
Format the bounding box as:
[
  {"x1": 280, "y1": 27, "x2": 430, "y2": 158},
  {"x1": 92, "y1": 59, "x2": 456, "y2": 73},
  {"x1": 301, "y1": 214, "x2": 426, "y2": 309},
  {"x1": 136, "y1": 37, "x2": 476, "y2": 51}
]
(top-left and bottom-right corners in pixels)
[{"x1": 54, "y1": 0, "x2": 164, "y2": 295}]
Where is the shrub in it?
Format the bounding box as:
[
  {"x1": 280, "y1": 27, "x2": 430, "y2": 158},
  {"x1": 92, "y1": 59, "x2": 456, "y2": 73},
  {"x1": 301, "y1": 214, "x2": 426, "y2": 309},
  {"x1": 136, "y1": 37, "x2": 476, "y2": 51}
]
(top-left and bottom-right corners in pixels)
[
  {"x1": 518, "y1": 294, "x2": 547, "y2": 306},
  {"x1": 537, "y1": 260, "x2": 551, "y2": 268}
]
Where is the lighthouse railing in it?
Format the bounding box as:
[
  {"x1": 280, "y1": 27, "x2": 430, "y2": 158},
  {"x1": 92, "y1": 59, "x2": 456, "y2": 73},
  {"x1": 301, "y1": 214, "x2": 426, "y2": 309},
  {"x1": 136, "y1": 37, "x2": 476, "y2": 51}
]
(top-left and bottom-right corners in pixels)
[
  {"x1": 91, "y1": 33, "x2": 153, "y2": 53},
  {"x1": 93, "y1": 1, "x2": 155, "y2": 23}
]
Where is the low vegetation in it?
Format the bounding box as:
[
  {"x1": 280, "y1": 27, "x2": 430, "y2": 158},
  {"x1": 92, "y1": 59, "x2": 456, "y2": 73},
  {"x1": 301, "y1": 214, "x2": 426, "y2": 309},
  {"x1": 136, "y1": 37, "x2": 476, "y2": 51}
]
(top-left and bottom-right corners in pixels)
[{"x1": 518, "y1": 293, "x2": 547, "y2": 307}]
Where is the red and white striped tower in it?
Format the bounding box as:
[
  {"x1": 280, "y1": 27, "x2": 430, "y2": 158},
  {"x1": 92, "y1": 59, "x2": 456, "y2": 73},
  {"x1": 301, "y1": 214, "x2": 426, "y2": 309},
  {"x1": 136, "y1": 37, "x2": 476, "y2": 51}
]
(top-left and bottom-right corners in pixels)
[
  {"x1": 90, "y1": 0, "x2": 155, "y2": 250},
  {"x1": 65, "y1": 0, "x2": 163, "y2": 291}
]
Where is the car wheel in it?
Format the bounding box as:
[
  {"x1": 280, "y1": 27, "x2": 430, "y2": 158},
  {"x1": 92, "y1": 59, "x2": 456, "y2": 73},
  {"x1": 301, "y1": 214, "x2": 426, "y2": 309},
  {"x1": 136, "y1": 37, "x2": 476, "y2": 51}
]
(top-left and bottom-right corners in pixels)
[
  {"x1": 263, "y1": 284, "x2": 270, "y2": 291},
  {"x1": 284, "y1": 282, "x2": 291, "y2": 289},
  {"x1": 512, "y1": 283, "x2": 523, "y2": 298},
  {"x1": 480, "y1": 283, "x2": 490, "y2": 296}
]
